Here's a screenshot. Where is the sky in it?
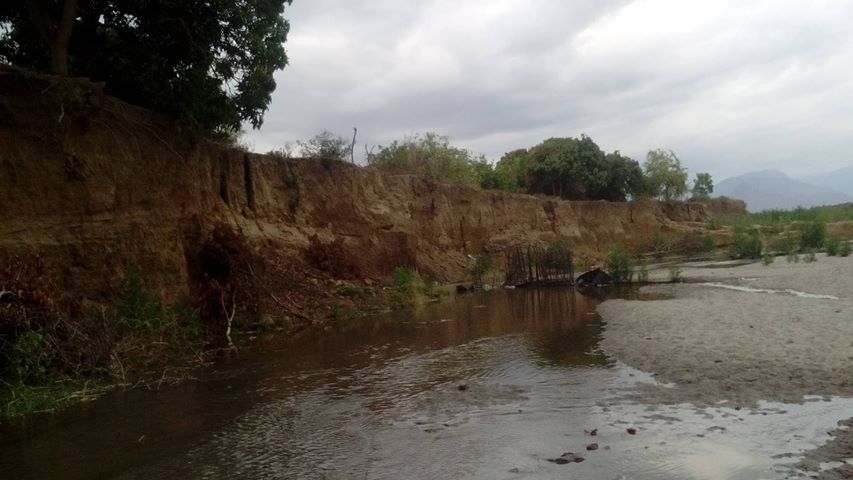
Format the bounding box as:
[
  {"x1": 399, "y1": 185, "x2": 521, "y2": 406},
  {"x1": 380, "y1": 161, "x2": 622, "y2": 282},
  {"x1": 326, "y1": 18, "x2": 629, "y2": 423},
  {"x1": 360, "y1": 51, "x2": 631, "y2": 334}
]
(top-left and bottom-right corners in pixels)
[{"x1": 245, "y1": 0, "x2": 853, "y2": 182}]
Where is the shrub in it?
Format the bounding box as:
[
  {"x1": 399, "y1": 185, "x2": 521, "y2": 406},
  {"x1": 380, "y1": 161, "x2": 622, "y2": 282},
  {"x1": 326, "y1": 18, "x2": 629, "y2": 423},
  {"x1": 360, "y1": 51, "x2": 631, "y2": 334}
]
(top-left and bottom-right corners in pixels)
[
  {"x1": 709, "y1": 218, "x2": 722, "y2": 230},
  {"x1": 470, "y1": 252, "x2": 492, "y2": 285},
  {"x1": 800, "y1": 222, "x2": 826, "y2": 250},
  {"x1": 840, "y1": 241, "x2": 852, "y2": 257},
  {"x1": 769, "y1": 236, "x2": 797, "y2": 255},
  {"x1": 786, "y1": 251, "x2": 800, "y2": 263},
  {"x1": 607, "y1": 248, "x2": 633, "y2": 283},
  {"x1": 298, "y1": 130, "x2": 349, "y2": 168},
  {"x1": 730, "y1": 230, "x2": 763, "y2": 259},
  {"x1": 336, "y1": 283, "x2": 362, "y2": 297},
  {"x1": 391, "y1": 266, "x2": 414, "y2": 306},
  {"x1": 762, "y1": 252, "x2": 775, "y2": 266},
  {"x1": 825, "y1": 236, "x2": 841, "y2": 256},
  {"x1": 651, "y1": 233, "x2": 672, "y2": 259},
  {"x1": 803, "y1": 249, "x2": 818, "y2": 263}
]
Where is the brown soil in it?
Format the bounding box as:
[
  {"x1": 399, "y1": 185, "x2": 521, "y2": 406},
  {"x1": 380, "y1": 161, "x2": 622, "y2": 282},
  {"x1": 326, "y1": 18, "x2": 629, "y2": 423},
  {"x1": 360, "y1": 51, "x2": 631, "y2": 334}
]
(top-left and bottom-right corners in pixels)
[{"x1": 0, "y1": 66, "x2": 709, "y2": 329}]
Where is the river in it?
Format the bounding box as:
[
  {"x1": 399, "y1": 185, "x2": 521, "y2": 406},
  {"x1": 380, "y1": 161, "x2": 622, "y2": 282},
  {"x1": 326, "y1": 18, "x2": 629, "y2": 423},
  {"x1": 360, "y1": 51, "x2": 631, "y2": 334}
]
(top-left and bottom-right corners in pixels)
[{"x1": 1, "y1": 287, "x2": 849, "y2": 479}]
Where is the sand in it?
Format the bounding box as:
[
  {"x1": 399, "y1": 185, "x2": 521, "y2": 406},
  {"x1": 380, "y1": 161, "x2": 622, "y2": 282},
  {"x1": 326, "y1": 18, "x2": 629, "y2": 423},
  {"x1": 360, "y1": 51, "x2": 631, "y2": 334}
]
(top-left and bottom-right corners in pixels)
[{"x1": 597, "y1": 253, "x2": 853, "y2": 478}]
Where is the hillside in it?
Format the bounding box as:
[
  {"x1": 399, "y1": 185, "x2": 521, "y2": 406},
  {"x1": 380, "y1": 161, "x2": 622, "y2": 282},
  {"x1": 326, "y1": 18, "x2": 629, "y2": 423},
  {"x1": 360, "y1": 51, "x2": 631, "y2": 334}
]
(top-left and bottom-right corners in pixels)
[
  {"x1": 806, "y1": 164, "x2": 853, "y2": 197},
  {"x1": 715, "y1": 170, "x2": 852, "y2": 212}
]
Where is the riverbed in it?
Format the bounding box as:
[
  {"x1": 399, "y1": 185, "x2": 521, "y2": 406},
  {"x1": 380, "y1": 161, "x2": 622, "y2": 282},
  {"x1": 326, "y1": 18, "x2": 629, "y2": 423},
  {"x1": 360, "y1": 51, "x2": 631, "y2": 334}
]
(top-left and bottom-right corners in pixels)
[{"x1": 1, "y1": 257, "x2": 852, "y2": 479}]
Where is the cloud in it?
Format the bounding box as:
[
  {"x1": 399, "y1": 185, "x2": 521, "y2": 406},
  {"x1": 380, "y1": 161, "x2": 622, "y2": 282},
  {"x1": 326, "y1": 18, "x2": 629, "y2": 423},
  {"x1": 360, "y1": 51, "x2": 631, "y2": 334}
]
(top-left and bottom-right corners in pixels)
[{"x1": 246, "y1": 0, "x2": 853, "y2": 181}]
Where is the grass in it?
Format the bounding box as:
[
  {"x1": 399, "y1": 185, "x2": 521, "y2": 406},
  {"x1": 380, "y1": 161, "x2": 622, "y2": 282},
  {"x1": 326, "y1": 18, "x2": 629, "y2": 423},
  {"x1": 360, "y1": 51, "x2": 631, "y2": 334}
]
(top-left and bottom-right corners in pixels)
[
  {"x1": 717, "y1": 204, "x2": 853, "y2": 229},
  {"x1": 607, "y1": 248, "x2": 633, "y2": 283}
]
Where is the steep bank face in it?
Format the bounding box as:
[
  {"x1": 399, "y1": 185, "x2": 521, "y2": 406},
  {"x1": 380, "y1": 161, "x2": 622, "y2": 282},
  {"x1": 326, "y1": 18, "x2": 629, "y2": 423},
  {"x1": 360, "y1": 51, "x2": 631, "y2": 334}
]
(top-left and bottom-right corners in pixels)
[{"x1": 0, "y1": 67, "x2": 708, "y2": 306}]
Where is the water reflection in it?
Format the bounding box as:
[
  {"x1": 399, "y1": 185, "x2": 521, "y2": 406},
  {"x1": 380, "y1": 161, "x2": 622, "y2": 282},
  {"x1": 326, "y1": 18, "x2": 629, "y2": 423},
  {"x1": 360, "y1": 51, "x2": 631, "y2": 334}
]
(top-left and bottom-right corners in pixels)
[{"x1": 1, "y1": 287, "x2": 849, "y2": 480}]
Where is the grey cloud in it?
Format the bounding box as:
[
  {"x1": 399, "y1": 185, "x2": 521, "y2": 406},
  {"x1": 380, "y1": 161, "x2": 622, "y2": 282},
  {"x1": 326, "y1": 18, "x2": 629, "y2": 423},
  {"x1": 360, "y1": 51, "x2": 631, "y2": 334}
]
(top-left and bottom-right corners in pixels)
[{"x1": 248, "y1": 0, "x2": 853, "y2": 182}]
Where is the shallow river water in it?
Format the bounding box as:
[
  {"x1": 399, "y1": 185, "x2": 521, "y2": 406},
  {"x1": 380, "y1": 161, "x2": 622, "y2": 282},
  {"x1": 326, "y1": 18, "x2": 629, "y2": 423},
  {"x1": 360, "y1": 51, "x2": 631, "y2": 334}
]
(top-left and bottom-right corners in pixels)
[{"x1": 1, "y1": 288, "x2": 851, "y2": 479}]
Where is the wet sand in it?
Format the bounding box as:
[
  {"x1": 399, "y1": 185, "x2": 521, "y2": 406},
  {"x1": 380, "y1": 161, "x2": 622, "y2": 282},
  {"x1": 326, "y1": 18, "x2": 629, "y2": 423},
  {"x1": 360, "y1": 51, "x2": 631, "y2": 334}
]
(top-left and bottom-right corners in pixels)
[{"x1": 598, "y1": 254, "x2": 853, "y2": 478}]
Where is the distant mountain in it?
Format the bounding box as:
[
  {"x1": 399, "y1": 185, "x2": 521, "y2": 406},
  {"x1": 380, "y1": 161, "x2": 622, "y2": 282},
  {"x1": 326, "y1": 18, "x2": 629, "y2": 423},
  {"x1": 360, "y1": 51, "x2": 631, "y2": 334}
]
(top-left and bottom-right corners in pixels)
[
  {"x1": 806, "y1": 164, "x2": 853, "y2": 197},
  {"x1": 715, "y1": 170, "x2": 852, "y2": 212}
]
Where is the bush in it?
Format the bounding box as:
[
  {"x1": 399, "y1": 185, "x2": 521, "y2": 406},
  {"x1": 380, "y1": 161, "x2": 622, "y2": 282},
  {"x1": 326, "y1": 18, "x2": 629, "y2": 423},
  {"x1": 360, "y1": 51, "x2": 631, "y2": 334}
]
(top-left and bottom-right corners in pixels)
[
  {"x1": 840, "y1": 242, "x2": 852, "y2": 257},
  {"x1": 607, "y1": 248, "x2": 633, "y2": 283},
  {"x1": 803, "y1": 249, "x2": 818, "y2": 263},
  {"x1": 391, "y1": 266, "x2": 414, "y2": 306},
  {"x1": 298, "y1": 130, "x2": 349, "y2": 168},
  {"x1": 730, "y1": 230, "x2": 763, "y2": 259},
  {"x1": 786, "y1": 251, "x2": 800, "y2": 263},
  {"x1": 769, "y1": 236, "x2": 797, "y2": 255},
  {"x1": 801, "y1": 222, "x2": 826, "y2": 250},
  {"x1": 825, "y1": 236, "x2": 841, "y2": 256},
  {"x1": 470, "y1": 252, "x2": 492, "y2": 285},
  {"x1": 762, "y1": 252, "x2": 775, "y2": 266}
]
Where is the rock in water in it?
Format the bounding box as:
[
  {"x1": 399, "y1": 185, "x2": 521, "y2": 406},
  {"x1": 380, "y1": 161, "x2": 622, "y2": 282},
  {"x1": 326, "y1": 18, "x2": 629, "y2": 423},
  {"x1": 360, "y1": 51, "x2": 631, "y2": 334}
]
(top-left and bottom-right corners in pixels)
[{"x1": 548, "y1": 452, "x2": 585, "y2": 464}]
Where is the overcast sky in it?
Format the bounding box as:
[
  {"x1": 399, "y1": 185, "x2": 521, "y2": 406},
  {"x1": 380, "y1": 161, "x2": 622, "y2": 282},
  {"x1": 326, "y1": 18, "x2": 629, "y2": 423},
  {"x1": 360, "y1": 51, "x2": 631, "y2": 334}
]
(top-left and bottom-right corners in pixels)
[{"x1": 245, "y1": 0, "x2": 853, "y2": 181}]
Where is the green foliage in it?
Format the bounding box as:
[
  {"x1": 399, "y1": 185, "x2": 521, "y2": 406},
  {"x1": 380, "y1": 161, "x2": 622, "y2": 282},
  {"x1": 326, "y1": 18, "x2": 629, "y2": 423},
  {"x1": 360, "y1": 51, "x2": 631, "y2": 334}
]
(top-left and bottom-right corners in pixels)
[
  {"x1": 369, "y1": 133, "x2": 479, "y2": 185},
  {"x1": 690, "y1": 172, "x2": 714, "y2": 200},
  {"x1": 644, "y1": 149, "x2": 688, "y2": 201},
  {"x1": 825, "y1": 236, "x2": 841, "y2": 256},
  {"x1": 701, "y1": 234, "x2": 716, "y2": 252},
  {"x1": 840, "y1": 241, "x2": 853, "y2": 257},
  {"x1": 391, "y1": 266, "x2": 414, "y2": 306},
  {"x1": 470, "y1": 253, "x2": 493, "y2": 285},
  {"x1": 6, "y1": 331, "x2": 49, "y2": 384},
  {"x1": 299, "y1": 131, "x2": 349, "y2": 168},
  {"x1": 717, "y1": 204, "x2": 853, "y2": 229},
  {"x1": 493, "y1": 149, "x2": 530, "y2": 192},
  {"x1": 336, "y1": 283, "x2": 363, "y2": 298},
  {"x1": 800, "y1": 222, "x2": 826, "y2": 250},
  {"x1": 803, "y1": 249, "x2": 818, "y2": 263},
  {"x1": 523, "y1": 136, "x2": 644, "y2": 201},
  {"x1": 768, "y1": 235, "x2": 798, "y2": 255},
  {"x1": 0, "y1": 1, "x2": 293, "y2": 134},
  {"x1": 117, "y1": 271, "x2": 169, "y2": 332},
  {"x1": 668, "y1": 266, "x2": 683, "y2": 283},
  {"x1": 761, "y1": 252, "x2": 775, "y2": 266},
  {"x1": 606, "y1": 248, "x2": 633, "y2": 283},
  {"x1": 730, "y1": 229, "x2": 763, "y2": 259},
  {"x1": 709, "y1": 217, "x2": 722, "y2": 230}
]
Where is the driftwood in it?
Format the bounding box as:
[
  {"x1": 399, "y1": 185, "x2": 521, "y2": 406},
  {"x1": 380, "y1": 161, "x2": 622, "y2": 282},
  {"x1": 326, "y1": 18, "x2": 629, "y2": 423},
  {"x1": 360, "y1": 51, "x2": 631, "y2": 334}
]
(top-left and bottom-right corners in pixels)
[{"x1": 504, "y1": 244, "x2": 574, "y2": 287}]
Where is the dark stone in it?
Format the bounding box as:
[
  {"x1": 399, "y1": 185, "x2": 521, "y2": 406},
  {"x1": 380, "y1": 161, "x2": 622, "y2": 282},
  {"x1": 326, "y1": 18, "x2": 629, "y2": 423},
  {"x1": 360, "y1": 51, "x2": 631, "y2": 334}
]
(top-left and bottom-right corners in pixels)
[
  {"x1": 586, "y1": 443, "x2": 599, "y2": 451},
  {"x1": 576, "y1": 268, "x2": 613, "y2": 286},
  {"x1": 627, "y1": 428, "x2": 637, "y2": 435},
  {"x1": 457, "y1": 384, "x2": 468, "y2": 391},
  {"x1": 548, "y1": 452, "x2": 585, "y2": 464}
]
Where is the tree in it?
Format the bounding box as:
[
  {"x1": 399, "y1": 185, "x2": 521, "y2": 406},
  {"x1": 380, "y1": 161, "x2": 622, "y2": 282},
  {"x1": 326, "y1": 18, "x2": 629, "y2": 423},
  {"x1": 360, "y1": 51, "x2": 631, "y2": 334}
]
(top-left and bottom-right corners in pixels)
[
  {"x1": 494, "y1": 149, "x2": 529, "y2": 192},
  {"x1": 0, "y1": 0, "x2": 293, "y2": 134},
  {"x1": 691, "y1": 172, "x2": 714, "y2": 200},
  {"x1": 525, "y1": 135, "x2": 608, "y2": 200},
  {"x1": 298, "y1": 130, "x2": 349, "y2": 168},
  {"x1": 592, "y1": 151, "x2": 645, "y2": 201},
  {"x1": 644, "y1": 149, "x2": 688, "y2": 201}
]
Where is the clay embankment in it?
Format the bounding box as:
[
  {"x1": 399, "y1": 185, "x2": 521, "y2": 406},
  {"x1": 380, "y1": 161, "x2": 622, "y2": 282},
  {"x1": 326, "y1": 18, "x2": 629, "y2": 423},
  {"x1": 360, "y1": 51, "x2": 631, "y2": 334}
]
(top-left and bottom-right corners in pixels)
[{"x1": 0, "y1": 67, "x2": 708, "y2": 322}]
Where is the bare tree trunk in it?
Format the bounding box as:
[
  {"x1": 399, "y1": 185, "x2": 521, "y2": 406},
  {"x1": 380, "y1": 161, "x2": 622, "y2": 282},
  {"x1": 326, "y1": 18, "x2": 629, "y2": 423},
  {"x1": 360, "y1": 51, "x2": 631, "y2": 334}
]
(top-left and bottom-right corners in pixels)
[
  {"x1": 27, "y1": 0, "x2": 79, "y2": 75},
  {"x1": 350, "y1": 127, "x2": 357, "y2": 164}
]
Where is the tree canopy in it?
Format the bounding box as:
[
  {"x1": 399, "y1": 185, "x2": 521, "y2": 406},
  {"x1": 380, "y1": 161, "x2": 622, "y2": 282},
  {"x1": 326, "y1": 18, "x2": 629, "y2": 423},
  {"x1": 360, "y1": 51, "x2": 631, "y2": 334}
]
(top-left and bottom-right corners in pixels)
[
  {"x1": 643, "y1": 149, "x2": 689, "y2": 201},
  {"x1": 691, "y1": 172, "x2": 714, "y2": 200},
  {"x1": 0, "y1": 0, "x2": 292, "y2": 134}
]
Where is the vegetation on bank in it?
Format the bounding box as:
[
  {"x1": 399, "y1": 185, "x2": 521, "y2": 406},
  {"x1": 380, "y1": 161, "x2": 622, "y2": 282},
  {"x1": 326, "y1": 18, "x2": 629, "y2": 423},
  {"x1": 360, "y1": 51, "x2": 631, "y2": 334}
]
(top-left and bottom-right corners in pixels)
[
  {"x1": 276, "y1": 131, "x2": 713, "y2": 204},
  {"x1": 716, "y1": 204, "x2": 853, "y2": 229}
]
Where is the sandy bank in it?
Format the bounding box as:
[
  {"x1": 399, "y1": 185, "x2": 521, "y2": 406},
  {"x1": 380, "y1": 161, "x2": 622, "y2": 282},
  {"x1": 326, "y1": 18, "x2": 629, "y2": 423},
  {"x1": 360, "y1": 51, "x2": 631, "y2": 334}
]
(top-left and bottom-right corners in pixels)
[{"x1": 597, "y1": 254, "x2": 853, "y2": 478}]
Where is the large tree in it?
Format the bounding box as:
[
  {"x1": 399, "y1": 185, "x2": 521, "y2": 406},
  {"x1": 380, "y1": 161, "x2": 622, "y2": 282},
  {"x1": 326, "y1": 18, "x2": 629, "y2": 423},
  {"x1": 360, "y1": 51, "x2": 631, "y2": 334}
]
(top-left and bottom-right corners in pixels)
[
  {"x1": 690, "y1": 172, "x2": 714, "y2": 200},
  {"x1": 0, "y1": 0, "x2": 292, "y2": 134},
  {"x1": 526, "y1": 135, "x2": 608, "y2": 200},
  {"x1": 644, "y1": 149, "x2": 688, "y2": 201}
]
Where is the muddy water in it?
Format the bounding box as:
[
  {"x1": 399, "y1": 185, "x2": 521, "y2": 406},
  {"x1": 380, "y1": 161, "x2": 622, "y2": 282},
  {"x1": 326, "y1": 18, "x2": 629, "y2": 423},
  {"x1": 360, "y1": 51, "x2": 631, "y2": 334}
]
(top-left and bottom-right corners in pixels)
[{"x1": 0, "y1": 288, "x2": 850, "y2": 479}]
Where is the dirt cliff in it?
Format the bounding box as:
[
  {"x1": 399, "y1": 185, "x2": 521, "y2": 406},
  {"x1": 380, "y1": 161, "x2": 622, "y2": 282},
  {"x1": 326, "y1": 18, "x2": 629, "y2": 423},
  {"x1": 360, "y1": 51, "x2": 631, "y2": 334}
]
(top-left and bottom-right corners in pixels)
[{"x1": 0, "y1": 67, "x2": 708, "y2": 310}]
